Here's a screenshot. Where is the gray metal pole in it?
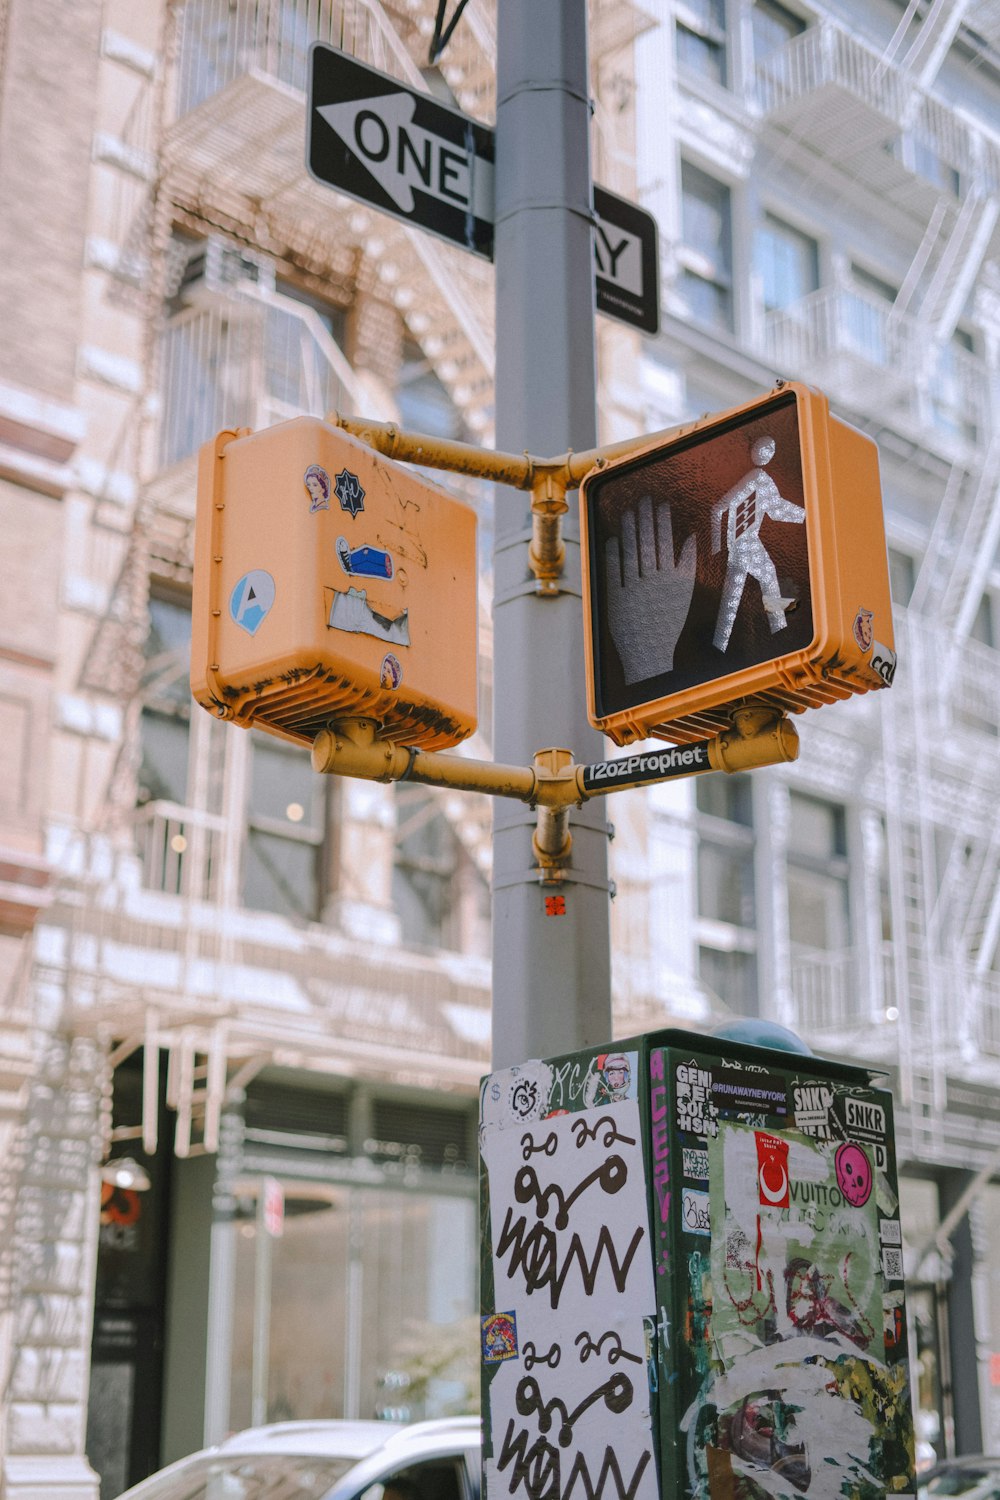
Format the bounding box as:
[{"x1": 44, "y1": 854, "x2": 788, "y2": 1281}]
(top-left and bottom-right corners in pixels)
[{"x1": 492, "y1": 0, "x2": 612, "y2": 1069}]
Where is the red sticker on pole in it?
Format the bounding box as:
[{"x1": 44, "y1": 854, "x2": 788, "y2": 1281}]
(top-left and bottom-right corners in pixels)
[{"x1": 755, "y1": 1130, "x2": 790, "y2": 1208}]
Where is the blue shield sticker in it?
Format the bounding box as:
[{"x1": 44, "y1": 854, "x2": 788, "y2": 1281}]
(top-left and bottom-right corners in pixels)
[{"x1": 230, "y1": 570, "x2": 275, "y2": 636}]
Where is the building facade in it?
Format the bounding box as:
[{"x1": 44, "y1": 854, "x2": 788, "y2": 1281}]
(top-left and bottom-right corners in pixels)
[{"x1": 0, "y1": 0, "x2": 998, "y2": 1495}]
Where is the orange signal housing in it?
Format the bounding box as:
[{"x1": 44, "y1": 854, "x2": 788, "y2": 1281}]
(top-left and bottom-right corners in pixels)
[
  {"x1": 191, "y1": 417, "x2": 478, "y2": 750},
  {"x1": 580, "y1": 383, "x2": 896, "y2": 746}
]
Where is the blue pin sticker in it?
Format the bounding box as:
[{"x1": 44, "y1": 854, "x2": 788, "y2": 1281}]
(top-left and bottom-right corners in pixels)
[
  {"x1": 230, "y1": 570, "x2": 275, "y2": 636},
  {"x1": 334, "y1": 467, "x2": 365, "y2": 517}
]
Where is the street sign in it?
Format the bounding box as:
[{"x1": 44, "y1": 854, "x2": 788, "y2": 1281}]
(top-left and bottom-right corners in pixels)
[
  {"x1": 593, "y1": 186, "x2": 660, "y2": 334},
  {"x1": 307, "y1": 47, "x2": 659, "y2": 328},
  {"x1": 580, "y1": 383, "x2": 896, "y2": 746},
  {"x1": 307, "y1": 44, "x2": 495, "y2": 257}
]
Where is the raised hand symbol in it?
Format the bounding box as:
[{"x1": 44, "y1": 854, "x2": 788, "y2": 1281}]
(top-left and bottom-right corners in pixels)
[{"x1": 605, "y1": 497, "x2": 696, "y2": 684}]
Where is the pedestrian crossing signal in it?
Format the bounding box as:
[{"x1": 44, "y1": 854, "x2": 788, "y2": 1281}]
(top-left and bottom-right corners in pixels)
[
  {"x1": 580, "y1": 383, "x2": 896, "y2": 746},
  {"x1": 191, "y1": 416, "x2": 478, "y2": 750}
]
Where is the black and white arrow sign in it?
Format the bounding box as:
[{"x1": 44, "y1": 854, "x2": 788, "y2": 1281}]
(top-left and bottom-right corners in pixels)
[
  {"x1": 308, "y1": 45, "x2": 495, "y2": 257},
  {"x1": 593, "y1": 186, "x2": 660, "y2": 335},
  {"x1": 307, "y1": 45, "x2": 660, "y2": 331}
]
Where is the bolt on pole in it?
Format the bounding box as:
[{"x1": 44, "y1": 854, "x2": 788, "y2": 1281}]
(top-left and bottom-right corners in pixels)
[{"x1": 492, "y1": 1, "x2": 612, "y2": 1069}]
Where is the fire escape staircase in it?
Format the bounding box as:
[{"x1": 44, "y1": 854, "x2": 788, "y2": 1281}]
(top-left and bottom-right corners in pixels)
[{"x1": 163, "y1": 0, "x2": 497, "y2": 438}]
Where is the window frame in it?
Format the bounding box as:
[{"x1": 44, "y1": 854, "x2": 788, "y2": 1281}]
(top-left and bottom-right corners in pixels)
[
  {"x1": 786, "y1": 793, "x2": 852, "y2": 954},
  {"x1": 678, "y1": 160, "x2": 736, "y2": 333},
  {"x1": 242, "y1": 729, "x2": 330, "y2": 925},
  {"x1": 755, "y1": 211, "x2": 820, "y2": 313},
  {"x1": 675, "y1": 0, "x2": 729, "y2": 87}
]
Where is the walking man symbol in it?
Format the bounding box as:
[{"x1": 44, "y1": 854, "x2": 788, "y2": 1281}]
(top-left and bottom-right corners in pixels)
[{"x1": 710, "y1": 436, "x2": 805, "y2": 652}]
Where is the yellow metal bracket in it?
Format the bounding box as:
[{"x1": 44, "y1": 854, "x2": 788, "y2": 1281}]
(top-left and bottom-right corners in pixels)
[
  {"x1": 312, "y1": 710, "x2": 799, "y2": 879},
  {"x1": 314, "y1": 413, "x2": 800, "y2": 878},
  {"x1": 327, "y1": 410, "x2": 694, "y2": 592}
]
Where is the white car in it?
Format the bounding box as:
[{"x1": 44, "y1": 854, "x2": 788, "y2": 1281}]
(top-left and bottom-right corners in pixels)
[{"x1": 114, "y1": 1415, "x2": 482, "y2": 1500}]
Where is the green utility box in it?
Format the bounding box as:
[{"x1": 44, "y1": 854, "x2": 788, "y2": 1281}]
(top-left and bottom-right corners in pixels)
[{"x1": 480, "y1": 1029, "x2": 915, "y2": 1500}]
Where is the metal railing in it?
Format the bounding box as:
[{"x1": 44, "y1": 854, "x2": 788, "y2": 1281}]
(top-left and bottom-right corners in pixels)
[
  {"x1": 791, "y1": 938, "x2": 1000, "y2": 1062},
  {"x1": 764, "y1": 283, "x2": 919, "y2": 378},
  {"x1": 169, "y1": 0, "x2": 497, "y2": 433},
  {"x1": 791, "y1": 946, "x2": 872, "y2": 1034},
  {"x1": 176, "y1": 0, "x2": 423, "y2": 115},
  {"x1": 133, "y1": 799, "x2": 228, "y2": 901},
  {"x1": 156, "y1": 286, "x2": 374, "y2": 472},
  {"x1": 925, "y1": 336, "x2": 994, "y2": 450},
  {"x1": 755, "y1": 22, "x2": 907, "y2": 121},
  {"x1": 762, "y1": 285, "x2": 993, "y2": 453},
  {"x1": 898, "y1": 609, "x2": 1000, "y2": 737},
  {"x1": 755, "y1": 20, "x2": 986, "y2": 193},
  {"x1": 979, "y1": 971, "x2": 1000, "y2": 1057}
]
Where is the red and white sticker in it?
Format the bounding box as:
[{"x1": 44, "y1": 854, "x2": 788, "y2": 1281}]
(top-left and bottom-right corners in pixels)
[{"x1": 755, "y1": 1130, "x2": 790, "y2": 1208}]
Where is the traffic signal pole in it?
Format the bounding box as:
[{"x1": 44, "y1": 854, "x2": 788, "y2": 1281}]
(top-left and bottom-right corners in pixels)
[{"x1": 490, "y1": 1, "x2": 610, "y2": 1070}]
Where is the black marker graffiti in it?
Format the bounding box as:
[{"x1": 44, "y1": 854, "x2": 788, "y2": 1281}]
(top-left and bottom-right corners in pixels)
[
  {"x1": 522, "y1": 1132, "x2": 559, "y2": 1161},
  {"x1": 517, "y1": 1372, "x2": 634, "y2": 1448},
  {"x1": 496, "y1": 1206, "x2": 646, "y2": 1310},
  {"x1": 511, "y1": 1080, "x2": 540, "y2": 1119},
  {"x1": 523, "y1": 1342, "x2": 561, "y2": 1371},
  {"x1": 575, "y1": 1330, "x2": 643, "y2": 1366},
  {"x1": 498, "y1": 1420, "x2": 652, "y2": 1500},
  {"x1": 572, "y1": 1116, "x2": 637, "y2": 1150},
  {"x1": 515, "y1": 1157, "x2": 628, "y2": 1230}
]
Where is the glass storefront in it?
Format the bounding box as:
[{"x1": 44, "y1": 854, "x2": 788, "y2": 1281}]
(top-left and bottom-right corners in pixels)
[{"x1": 226, "y1": 1176, "x2": 477, "y2": 1433}]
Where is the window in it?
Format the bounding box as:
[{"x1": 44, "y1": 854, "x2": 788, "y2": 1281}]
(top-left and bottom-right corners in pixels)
[
  {"x1": 396, "y1": 339, "x2": 465, "y2": 440},
  {"x1": 845, "y1": 265, "x2": 899, "y2": 367},
  {"x1": 851, "y1": 266, "x2": 897, "y2": 304},
  {"x1": 243, "y1": 732, "x2": 328, "y2": 922},
  {"x1": 894, "y1": 132, "x2": 961, "y2": 197},
  {"x1": 755, "y1": 214, "x2": 819, "y2": 312},
  {"x1": 138, "y1": 593, "x2": 193, "y2": 807},
  {"x1": 160, "y1": 237, "x2": 349, "y2": 466},
  {"x1": 929, "y1": 327, "x2": 977, "y2": 445},
  {"x1": 787, "y1": 795, "x2": 850, "y2": 951},
  {"x1": 752, "y1": 0, "x2": 805, "y2": 61},
  {"x1": 969, "y1": 592, "x2": 994, "y2": 648},
  {"x1": 696, "y1": 773, "x2": 753, "y2": 827},
  {"x1": 696, "y1": 774, "x2": 757, "y2": 1015},
  {"x1": 679, "y1": 163, "x2": 734, "y2": 332},
  {"x1": 698, "y1": 841, "x2": 755, "y2": 927},
  {"x1": 392, "y1": 786, "x2": 488, "y2": 953},
  {"x1": 887, "y1": 547, "x2": 916, "y2": 608},
  {"x1": 699, "y1": 946, "x2": 759, "y2": 1017},
  {"x1": 676, "y1": 0, "x2": 728, "y2": 85}
]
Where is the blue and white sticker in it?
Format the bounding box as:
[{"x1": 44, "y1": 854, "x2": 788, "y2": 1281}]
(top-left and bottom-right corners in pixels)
[{"x1": 230, "y1": 570, "x2": 275, "y2": 636}]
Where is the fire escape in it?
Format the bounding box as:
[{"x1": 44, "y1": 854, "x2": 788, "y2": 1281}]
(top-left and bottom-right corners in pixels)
[
  {"x1": 751, "y1": 0, "x2": 1000, "y2": 1160},
  {"x1": 36, "y1": 0, "x2": 501, "y2": 1158},
  {"x1": 30, "y1": 0, "x2": 652, "y2": 1157}
]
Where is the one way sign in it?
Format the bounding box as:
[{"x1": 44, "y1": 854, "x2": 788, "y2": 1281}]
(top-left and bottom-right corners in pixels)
[
  {"x1": 307, "y1": 45, "x2": 660, "y2": 333},
  {"x1": 307, "y1": 44, "x2": 495, "y2": 258}
]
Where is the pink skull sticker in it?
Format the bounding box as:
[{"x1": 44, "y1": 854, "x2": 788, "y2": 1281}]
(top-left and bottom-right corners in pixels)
[{"x1": 835, "y1": 1142, "x2": 872, "y2": 1207}]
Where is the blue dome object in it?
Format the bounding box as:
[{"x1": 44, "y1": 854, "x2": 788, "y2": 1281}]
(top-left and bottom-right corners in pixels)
[{"x1": 711, "y1": 1018, "x2": 813, "y2": 1056}]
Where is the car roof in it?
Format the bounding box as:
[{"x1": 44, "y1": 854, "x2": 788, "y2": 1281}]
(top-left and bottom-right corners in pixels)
[
  {"x1": 926, "y1": 1457, "x2": 1000, "y2": 1473},
  {"x1": 219, "y1": 1416, "x2": 481, "y2": 1460}
]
